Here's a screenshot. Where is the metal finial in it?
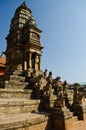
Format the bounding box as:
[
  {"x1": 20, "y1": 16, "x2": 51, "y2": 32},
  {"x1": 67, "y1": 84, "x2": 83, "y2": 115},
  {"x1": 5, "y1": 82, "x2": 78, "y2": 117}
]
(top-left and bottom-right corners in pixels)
[
  {"x1": 22, "y1": 0, "x2": 27, "y2": 6},
  {"x1": 23, "y1": 0, "x2": 26, "y2": 3}
]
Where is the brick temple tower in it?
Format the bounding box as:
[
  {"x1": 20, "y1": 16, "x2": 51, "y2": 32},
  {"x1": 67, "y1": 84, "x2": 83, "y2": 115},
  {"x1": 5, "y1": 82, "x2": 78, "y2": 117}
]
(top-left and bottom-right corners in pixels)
[{"x1": 6, "y1": 2, "x2": 43, "y2": 74}]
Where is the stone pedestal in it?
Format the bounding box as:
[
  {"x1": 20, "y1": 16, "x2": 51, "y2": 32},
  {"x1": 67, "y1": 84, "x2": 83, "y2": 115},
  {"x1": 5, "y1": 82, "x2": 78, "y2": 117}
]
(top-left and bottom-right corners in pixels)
[
  {"x1": 71, "y1": 84, "x2": 86, "y2": 120},
  {"x1": 72, "y1": 104, "x2": 83, "y2": 120},
  {"x1": 81, "y1": 105, "x2": 86, "y2": 121},
  {"x1": 52, "y1": 99, "x2": 73, "y2": 130},
  {"x1": 42, "y1": 95, "x2": 51, "y2": 111},
  {"x1": 72, "y1": 103, "x2": 86, "y2": 120}
]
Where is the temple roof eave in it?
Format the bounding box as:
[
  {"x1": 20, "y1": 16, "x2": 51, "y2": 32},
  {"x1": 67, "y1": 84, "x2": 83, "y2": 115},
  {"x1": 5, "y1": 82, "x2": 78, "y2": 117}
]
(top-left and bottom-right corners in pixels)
[
  {"x1": 30, "y1": 25, "x2": 42, "y2": 33},
  {"x1": 24, "y1": 24, "x2": 42, "y2": 33},
  {"x1": 25, "y1": 42, "x2": 44, "y2": 50}
]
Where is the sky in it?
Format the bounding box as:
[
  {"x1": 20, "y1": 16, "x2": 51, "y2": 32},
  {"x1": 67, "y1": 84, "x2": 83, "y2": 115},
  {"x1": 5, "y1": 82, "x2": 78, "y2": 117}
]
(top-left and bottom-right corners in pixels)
[{"x1": 0, "y1": 0, "x2": 86, "y2": 83}]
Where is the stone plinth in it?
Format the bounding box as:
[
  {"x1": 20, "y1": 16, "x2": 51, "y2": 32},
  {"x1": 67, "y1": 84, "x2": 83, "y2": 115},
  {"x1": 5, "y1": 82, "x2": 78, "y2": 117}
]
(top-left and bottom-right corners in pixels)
[
  {"x1": 0, "y1": 98, "x2": 40, "y2": 115},
  {"x1": 0, "y1": 89, "x2": 32, "y2": 99},
  {"x1": 83, "y1": 110, "x2": 86, "y2": 120},
  {"x1": 72, "y1": 104, "x2": 86, "y2": 121},
  {"x1": 0, "y1": 112, "x2": 52, "y2": 130},
  {"x1": 72, "y1": 104, "x2": 85, "y2": 120},
  {"x1": 52, "y1": 99, "x2": 73, "y2": 130}
]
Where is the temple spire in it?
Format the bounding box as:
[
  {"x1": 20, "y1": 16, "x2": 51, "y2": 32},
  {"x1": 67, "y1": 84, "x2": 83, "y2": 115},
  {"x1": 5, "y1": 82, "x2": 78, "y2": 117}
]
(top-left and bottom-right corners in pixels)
[
  {"x1": 21, "y1": 0, "x2": 27, "y2": 7},
  {"x1": 6, "y1": 1, "x2": 43, "y2": 73},
  {"x1": 22, "y1": 0, "x2": 26, "y2": 5}
]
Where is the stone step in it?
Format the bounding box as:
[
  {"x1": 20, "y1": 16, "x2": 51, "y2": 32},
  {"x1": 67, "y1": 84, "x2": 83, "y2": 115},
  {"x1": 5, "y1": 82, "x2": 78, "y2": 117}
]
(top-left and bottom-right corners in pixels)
[
  {"x1": 5, "y1": 81, "x2": 29, "y2": 89},
  {"x1": 5, "y1": 80, "x2": 28, "y2": 85},
  {"x1": 0, "y1": 89, "x2": 32, "y2": 99},
  {"x1": 10, "y1": 75, "x2": 26, "y2": 82},
  {"x1": 12, "y1": 70, "x2": 23, "y2": 75},
  {"x1": 72, "y1": 116, "x2": 78, "y2": 122},
  {"x1": 0, "y1": 112, "x2": 50, "y2": 130},
  {"x1": 0, "y1": 98, "x2": 40, "y2": 115}
]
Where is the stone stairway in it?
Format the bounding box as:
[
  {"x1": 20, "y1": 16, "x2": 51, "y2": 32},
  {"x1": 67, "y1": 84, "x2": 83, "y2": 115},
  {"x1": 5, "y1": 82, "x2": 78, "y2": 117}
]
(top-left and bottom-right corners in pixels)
[
  {"x1": 0, "y1": 70, "x2": 52, "y2": 130},
  {"x1": 5, "y1": 70, "x2": 29, "y2": 89},
  {"x1": 5, "y1": 81, "x2": 29, "y2": 89},
  {"x1": 0, "y1": 98, "x2": 40, "y2": 115},
  {"x1": 0, "y1": 88, "x2": 32, "y2": 99},
  {"x1": 0, "y1": 70, "x2": 86, "y2": 130},
  {"x1": 0, "y1": 112, "x2": 51, "y2": 130}
]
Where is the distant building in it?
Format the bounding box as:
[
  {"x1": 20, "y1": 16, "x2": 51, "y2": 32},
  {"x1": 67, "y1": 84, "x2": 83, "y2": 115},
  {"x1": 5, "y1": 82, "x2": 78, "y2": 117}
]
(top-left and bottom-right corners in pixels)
[{"x1": 0, "y1": 54, "x2": 6, "y2": 76}]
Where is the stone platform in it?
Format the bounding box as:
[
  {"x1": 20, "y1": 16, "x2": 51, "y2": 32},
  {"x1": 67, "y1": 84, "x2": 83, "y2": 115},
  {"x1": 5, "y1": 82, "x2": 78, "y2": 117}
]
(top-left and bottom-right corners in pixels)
[
  {"x1": 0, "y1": 89, "x2": 32, "y2": 99},
  {"x1": 0, "y1": 69, "x2": 53, "y2": 130},
  {"x1": 0, "y1": 112, "x2": 51, "y2": 130},
  {"x1": 0, "y1": 98, "x2": 40, "y2": 115},
  {"x1": 0, "y1": 69, "x2": 86, "y2": 130}
]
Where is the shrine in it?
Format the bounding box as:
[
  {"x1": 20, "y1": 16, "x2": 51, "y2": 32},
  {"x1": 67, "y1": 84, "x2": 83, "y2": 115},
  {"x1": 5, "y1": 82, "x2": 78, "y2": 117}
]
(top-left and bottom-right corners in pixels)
[{"x1": 6, "y1": 1, "x2": 43, "y2": 75}]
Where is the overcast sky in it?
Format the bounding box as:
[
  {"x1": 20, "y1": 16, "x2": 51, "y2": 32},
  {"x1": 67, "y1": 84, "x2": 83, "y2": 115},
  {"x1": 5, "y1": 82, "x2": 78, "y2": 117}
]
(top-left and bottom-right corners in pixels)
[{"x1": 0, "y1": 0, "x2": 86, "y2": 83}]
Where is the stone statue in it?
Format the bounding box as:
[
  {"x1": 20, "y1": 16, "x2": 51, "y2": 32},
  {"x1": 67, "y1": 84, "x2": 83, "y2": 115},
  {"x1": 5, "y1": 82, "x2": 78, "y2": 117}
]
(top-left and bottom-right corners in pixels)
[
  {"x1": 29, "y1": 72, "x2": 35, "y2": 88},
  {"x1": 73, "y1": 84, "x2": 84, "y2": 105},
  {"x1": 32, "y1": 69, "x2": 36, "y2": 78},
  {"x1": 43, "y1": 71, "x2": 53, "y2": 97},
  {"x1": 63, "y1": 80, "x2": 71, "y2": 108},
  {"x1": 53, "y1": 76, "x2": 62, "y2": 98},
  {"x1": 46, "y1": 71, "x2": 53, "y2": 83},
  {"x1": 54, "y1": 93, "x2": 65, "y2": 108},
  {"x1": 63, "y1": 80, "x2": 68, "y2": 96},
  {"x1": 73, "y1": 84, "x2": 80, "y2": 104},
  {"x1": 44, "y1": 69, "x2": 48, "y2": 78},
  {"x1": 33, "y1": 74, "x2": 43, "y2": 99},
  {"x1": 34, "y1": 74, "x2": 43, "y2": 89}
]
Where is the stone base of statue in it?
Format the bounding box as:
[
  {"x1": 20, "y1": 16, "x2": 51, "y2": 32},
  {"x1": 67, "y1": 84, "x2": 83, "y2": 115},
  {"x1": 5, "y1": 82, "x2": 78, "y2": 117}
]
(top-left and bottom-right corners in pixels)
[
  {"x1": 49, "y1": 94, "x2": 56, "y2": 108},
  {"x1": 52, "y1": 99, "x2": 73, "y2": 130},
  {"x1": 42, "y1": 94, "x2": 51, "y2": 111},
  {"x1": 42, "y1": 93, "x2": 56, "y2": 112},
  {"x1": 72, "y1": 103, "x2": 86, "y2": 120},
  {"x1": 83, "y1": 106, "x2": 86, "y2": 120}
]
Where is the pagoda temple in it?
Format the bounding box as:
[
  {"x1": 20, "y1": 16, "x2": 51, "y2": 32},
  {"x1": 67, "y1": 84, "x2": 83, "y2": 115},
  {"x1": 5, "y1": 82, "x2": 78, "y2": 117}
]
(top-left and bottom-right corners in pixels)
[{"x1": 6, "y1": 2, "x2": 43, "y2": 75}]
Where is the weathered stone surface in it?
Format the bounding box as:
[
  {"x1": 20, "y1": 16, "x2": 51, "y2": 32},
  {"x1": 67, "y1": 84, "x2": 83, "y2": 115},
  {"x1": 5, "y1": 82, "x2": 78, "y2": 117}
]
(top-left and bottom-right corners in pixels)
[
  {"x1": 0, "y1": 98, "x2": 40, "y2": 115},
  {"x1": 0, "y1": 112, "x2": 51, "y2": 130},
  {"x1": 0, "y1": 89, "x2": 32, "y2": 99}
]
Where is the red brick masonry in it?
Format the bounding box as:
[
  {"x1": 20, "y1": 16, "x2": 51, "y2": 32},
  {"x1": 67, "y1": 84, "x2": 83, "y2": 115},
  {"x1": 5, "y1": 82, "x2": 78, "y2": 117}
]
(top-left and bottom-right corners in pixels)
[{"x1": 0, "y1": 57, "x2": 6, "y2": 75}]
